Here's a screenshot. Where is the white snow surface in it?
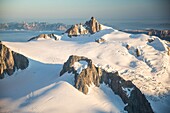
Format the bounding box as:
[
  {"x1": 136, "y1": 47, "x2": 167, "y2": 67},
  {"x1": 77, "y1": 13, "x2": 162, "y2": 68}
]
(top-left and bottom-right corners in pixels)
[
  {"x1": 1, "y1": 26, "x2": 170, "y2": 113},
  {"x1": 73, "y1": 61, "x2": 88, "y2": 74},
  {"x1": 53, "y1": 34, "x2": 62, "y2": 40},
  {"x1": 122, "y1": 87, "x2": 134, "y2": 98}
]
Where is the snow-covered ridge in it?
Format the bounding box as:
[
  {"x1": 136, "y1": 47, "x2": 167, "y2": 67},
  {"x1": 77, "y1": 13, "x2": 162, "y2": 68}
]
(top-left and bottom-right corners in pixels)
[
  {"x1": 1, "y1": 24, "x2": 170, "y2": 113},
  {"x1": 60, "y1": 55, "x2": 153, "y2": 113},
  {"x1": 28, "y1": 33, "x2": 62, "y2": 41}
]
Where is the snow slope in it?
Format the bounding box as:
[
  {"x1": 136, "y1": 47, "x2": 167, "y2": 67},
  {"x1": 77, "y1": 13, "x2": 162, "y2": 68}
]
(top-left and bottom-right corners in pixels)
[
  {"x1": 0, "y1": 59, "x2": 125, "y2": 113},
  {"x1": 1, "y1": 25, "x2": 170, "y2": 113}
]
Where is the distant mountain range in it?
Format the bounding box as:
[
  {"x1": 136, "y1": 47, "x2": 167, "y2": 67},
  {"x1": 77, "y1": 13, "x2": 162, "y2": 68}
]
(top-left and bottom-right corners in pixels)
[
  {"x1": 0, "y1": 22, "x2": 71, "y2": 31},
  {"x1": 122, "y1": 29, "x2": 170, "y2": 41}
]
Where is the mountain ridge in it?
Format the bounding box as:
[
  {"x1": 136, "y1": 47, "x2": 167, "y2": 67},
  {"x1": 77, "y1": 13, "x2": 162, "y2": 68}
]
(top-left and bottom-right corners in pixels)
[
  {"x1": 0, "y1": 18, "x2": 170, "y2": 112},
  {"x1": 0, "y1": 22, "x2": 70, "y2": 31},
  {"x1": 60, "y1": 55, "x2": 154, "y2": 113}
]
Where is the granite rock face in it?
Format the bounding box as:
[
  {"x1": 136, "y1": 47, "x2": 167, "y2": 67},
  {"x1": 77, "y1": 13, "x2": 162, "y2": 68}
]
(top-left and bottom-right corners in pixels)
[
  {"x1": 66, "y1": 17, "x2": 102, "y2": 37},
  {"x1": 101, "y1": 71, "x2": 153, "y2": 113},
  {"x1": 167, "y1": 47, "x2": 170, "y2": 55},
  {"x1": 85, "y1": 17, "x2": 102, "y2": 34},
  {"x1": 65, "y1": 24, "x2": 88, "y2": 37},
  {"x1": 60, "y1": 55, "x2": 154, "y2": 113},
  {"x1": 0, "y1": 42, "x2": 29, "y2": 79},
  {"x1": 60, "y1": 55, "x2": 101, "y2": 94},
  {"x1": 66, "y1": 25, "x2": 79, "y2": 36}
]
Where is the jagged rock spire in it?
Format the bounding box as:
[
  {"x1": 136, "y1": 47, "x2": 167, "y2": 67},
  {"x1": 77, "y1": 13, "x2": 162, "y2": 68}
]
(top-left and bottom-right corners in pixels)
[{"x1": 66, "y1": 17, "x2": 102, "y2": 37}]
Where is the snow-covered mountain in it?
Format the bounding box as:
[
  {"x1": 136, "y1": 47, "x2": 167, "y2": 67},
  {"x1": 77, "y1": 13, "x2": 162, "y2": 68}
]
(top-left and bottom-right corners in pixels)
[
  {"x1": 0, "y1": 22, "x2": 69, "y2": 31},
  {"x1": 0, "y1": 18, "x2": 170, "y2": 113}
]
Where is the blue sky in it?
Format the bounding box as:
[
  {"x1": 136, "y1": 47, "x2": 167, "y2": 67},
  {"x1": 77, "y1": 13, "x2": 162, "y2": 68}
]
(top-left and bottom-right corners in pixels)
[{"x1": 0, "y1": 0, "x2": 169, "y2": 23}]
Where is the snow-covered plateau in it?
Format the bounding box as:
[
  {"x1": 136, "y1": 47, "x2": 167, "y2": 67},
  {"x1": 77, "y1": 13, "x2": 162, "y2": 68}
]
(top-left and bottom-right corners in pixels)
[{"x1": 0, "y1": 25, "x2": 170, "y2": 113}]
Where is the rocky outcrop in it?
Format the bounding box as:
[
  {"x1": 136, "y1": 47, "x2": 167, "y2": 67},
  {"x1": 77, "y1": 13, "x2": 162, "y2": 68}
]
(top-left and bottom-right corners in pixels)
[
  {"x1": 125, "y1": 44, "x2": 141, "y2": 57},
  {"x1": 65, "y1": 24, "x2": 88, "y2": 37},
  {"x1": 95, "y1": 38, "x2": 106, "y2": 43},
  {"x1": 148, "y1": 38, "x2": 155, "y2": 43},
  {"x1": 167, "y1": 47, "x2": 170, "y2": 55},
  {"x1": 136, "y1": 48, "x2": 141, "y2": 57},
  {"x1": 122, "y1": 29, "x2": 170, "y2": 42},
  {"x1": 126, "y1": 44, "x2": 131, "y2": 50},
  {"x1": 148, "y1": 29, "x2": 170, "y2": 39},
  {"x1": 65, "y1": 17, "x2": 102, "y2": 37},
  {"x1": 0, "y1": 42, "x2": 29, "y2": 79},
  {"x1": 85, "y1": 17, "x2": 102, "y2": 34},
  {"x1": 60, "y1": 55, "x2": 101, "y2": 94},
  {"x1": 28, "y1": 33, "x2": 61, "y2": 41},
  {"x1": 65, "y1": 25, "x2": 79, "y2": 36},
  {"x1": 60, "y1": 55, "x2": 154, "y2": 113},
  {"x1": 101, "y1": 71, "x2": 153, "y2": 113}
]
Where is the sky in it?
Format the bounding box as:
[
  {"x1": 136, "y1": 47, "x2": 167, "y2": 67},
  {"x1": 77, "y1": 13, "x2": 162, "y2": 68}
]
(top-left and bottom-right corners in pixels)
[{"x1": 0, "y1": 0, "x2": 169, "y2": 23}]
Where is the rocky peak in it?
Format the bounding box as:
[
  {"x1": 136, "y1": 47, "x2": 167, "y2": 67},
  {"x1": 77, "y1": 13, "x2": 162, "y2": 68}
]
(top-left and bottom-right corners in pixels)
[
  {"x1": 0, "y1": 42, "x2": 29, "y2": 79},
  {"x1": 85, "y1": 17, "x2": 102, "y2": 34},
  {"x1": 28, "y1": 33, "x2": 61, "y2": 41},
  {"x1": 60, "y1": 55, "x2": 101, "y2": 94},
  {"x1": 60, "y1": 55, "x2": 154, "y2": 113},
  {"x1": 66, "y1": 17, "x2": 102, "y2": 37},
  {"x1": 65, "y1": 25, "x2": 80, "y2": 37}
]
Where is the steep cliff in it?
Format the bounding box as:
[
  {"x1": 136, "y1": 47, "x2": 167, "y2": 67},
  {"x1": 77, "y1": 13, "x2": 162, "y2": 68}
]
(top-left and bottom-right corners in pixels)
[
  {"x1": 0, "y1": 42, "x2": 29, "y2": 79},
  {"x1": 60, "y1": 55, "x2": 154, "y2": 113},
  {"x1": 101, "y1": 71, "x2": 153, "y2": 113},
  {"x1": 60, "y1": 55, "x2": 101, "y2": 94}
]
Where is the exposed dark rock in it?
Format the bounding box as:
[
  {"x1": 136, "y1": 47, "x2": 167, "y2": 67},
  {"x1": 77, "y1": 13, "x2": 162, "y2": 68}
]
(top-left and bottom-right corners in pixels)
[
  {"x1": 148, "y1": 29, "x2": 170, "y2": 40},
  {"x1": 148, "y1": 38, "x2": 155, "y2": 43},
  {"x1": 28, "y1": 33, "x2": 61, "y2": 41},
  {"x1": 136, "y1": 48, "x2": 141, "y2": 57},
  {"x1": 65, "y1": 17, "x2": 102, "y2": 37},
  {"x1": 126, "y1": 44, "x2": 130, "y2": 50},
  {"x1": 66, "y1": 24, "x2": 89, "y2": 37},
  {"x1": 13, "y1": 52, "x2": 29, "y2": 70},
  {"x1": 60, "y1": 55, "x2": 154, "y2": 113},
  {"x1": 101, "y1": 71, "x2": 153, "y2": 113},
  {"x1": 167, "y1": 47, "x2": 170, "y2": 55},
  {"x1": 85, "y1": 17, "x2": 102, "y2": 34},
  {"x1": 65, "y1": 24, "x2": 80, "y2": 37},
  {"x1": 60, "y1": 55, "x2": 101, "y2": 94},
  {"x1": 0, "y1": 42, "x2": 29, "y2": 79},
  {"x1": 122, "y1": 29, "x2": 170, "y2": 42},
  {"x1": 95, "y1": 38, "x2": 106, "y2": 43}
]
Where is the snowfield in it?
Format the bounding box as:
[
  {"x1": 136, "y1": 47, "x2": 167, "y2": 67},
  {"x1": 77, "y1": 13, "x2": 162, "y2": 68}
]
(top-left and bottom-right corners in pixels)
[{"x1": 1, "y1": 25, "x2": 170, "y2": 113}]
